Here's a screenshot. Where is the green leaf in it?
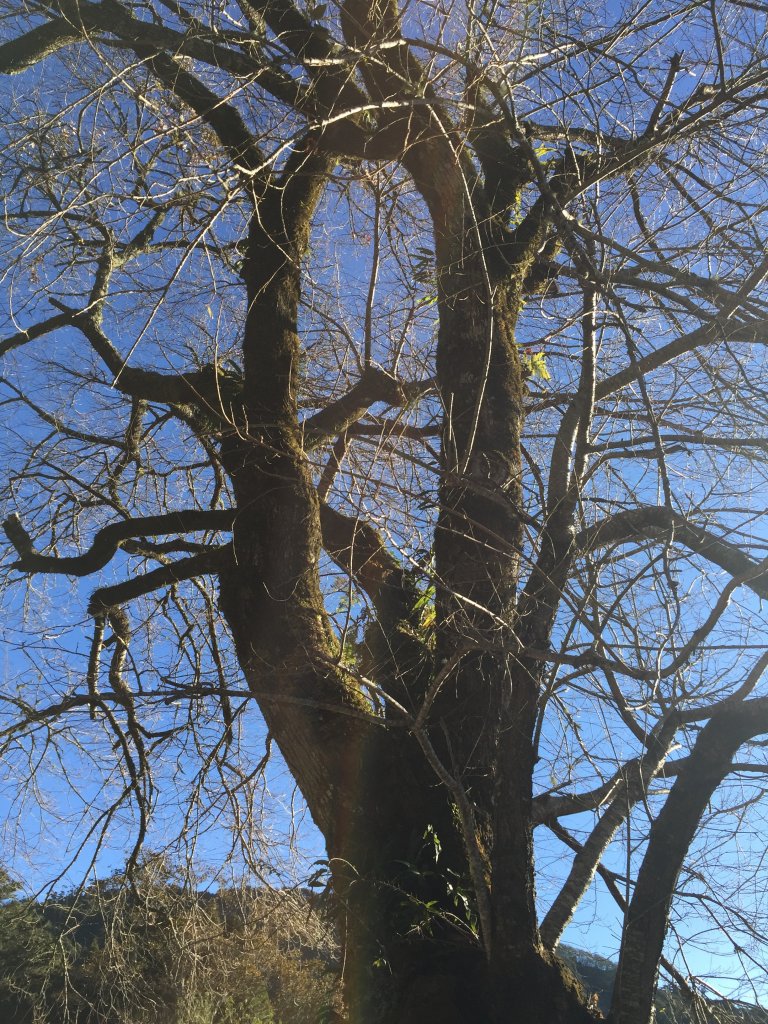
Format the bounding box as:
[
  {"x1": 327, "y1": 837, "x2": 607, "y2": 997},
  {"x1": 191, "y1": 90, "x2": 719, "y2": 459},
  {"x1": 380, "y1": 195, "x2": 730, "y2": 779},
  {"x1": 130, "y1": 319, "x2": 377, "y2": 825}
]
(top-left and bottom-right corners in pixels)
[{"x1": 528, "y1": 351, "x2": 551, "y2": 380}]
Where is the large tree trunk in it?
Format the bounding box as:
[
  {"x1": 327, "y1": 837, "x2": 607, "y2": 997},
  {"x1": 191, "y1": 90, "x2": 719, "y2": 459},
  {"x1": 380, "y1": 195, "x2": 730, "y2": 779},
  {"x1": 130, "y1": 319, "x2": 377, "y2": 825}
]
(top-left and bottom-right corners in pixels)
[
  {"x1": 319, "y1": 255, "x2": 593, "y2": 1021},
  {"x1": 326, "y1": 729, "x2": 593, "y2": 1024},
  {"x1": 216, "y1": 8, "x2": 595, "y2": 1017},
  {"x1": 327, "y1": 729, "x2": 489, "y2": 1023}
]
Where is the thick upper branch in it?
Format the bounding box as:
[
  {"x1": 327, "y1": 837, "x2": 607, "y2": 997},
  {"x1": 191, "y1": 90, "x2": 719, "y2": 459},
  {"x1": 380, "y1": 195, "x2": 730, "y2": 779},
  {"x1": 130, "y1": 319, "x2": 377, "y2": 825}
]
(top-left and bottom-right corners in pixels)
[
  {"x1": 0, "y1": 14, "x2": 81, "y2": 73},
  {"x1": 319, "y1": 501, "x2": 408, "y2": 612},
  {"x1": 89, "y1": 546, "x2": 229, "y2": 613},
  {"x1": 140, "y1": 51, "x2": 265, "y2": 177},
  {"x1": 49, "y1": 303, "x2": 231, "y2": 410},
  {"x1": 3, "y1": 509, "x2": 234, "y2": 577},
  {"x1": 303, "y1": 369, "x2": 433, "y2": 449},
  {"x1": 0, "y1": 0, "x2": 306, "y2": 112}
]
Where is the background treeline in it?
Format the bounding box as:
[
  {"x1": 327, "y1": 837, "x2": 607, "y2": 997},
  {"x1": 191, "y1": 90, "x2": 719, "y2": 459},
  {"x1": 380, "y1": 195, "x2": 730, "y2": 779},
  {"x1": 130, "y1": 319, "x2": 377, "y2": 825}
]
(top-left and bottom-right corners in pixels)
[
  {"x1": 0, "y1": 858, "x2": 764, "y2": 1024},
  {"x1": 0, "y1": 858, "x2": 341, "y2": 1024}
]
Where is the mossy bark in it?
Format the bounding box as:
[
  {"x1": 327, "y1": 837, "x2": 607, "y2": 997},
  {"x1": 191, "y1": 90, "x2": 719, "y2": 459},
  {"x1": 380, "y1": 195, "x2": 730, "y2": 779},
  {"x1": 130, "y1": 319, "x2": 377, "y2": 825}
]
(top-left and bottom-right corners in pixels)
[{"x1": 212, "y1": 27, "x2": 595, "y2": 1018}]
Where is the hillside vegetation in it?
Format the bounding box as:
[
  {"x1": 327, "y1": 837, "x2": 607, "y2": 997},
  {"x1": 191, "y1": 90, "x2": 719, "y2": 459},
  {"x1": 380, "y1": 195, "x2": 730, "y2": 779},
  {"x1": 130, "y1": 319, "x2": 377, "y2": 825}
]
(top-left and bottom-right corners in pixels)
[
  {"x1": 0, "y1": 863, "x2": 764, "y2": 1024},
  {"x1": 0, "y1": 862, "x2": 340, "y2": 1024}
]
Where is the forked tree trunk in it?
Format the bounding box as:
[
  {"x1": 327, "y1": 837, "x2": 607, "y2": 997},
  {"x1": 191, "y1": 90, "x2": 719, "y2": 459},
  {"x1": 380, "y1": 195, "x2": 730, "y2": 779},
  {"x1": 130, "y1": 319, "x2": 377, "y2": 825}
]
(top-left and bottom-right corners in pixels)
[
  {"x1": 320, "y1": 271, "x2": 593, "y2": 1021},
  {"x1": 214, "y1": 26, "x2": 596, "y2": 1016}
]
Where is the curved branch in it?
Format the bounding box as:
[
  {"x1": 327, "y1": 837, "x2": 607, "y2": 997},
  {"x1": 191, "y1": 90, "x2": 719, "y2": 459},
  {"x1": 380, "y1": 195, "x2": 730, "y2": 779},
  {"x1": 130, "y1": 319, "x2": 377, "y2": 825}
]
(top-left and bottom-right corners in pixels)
[
  {"x1": 537, "y1": 317, "x2": 768, "y2": 415},
  {"x1": 88, "y1": 546, "x2": 230, "y2": 613},
  {"x1": 596, "y1": 317, "x2": 768, "y2": 401},
  {"x1": 4, "y1": 509, "x2": 235, "y2": 577},
  {"x1": 548, "y1": 819, "x2": 714, "y2": 1017},
  {"x1": 577, "y1": 505, "x2": 768, "y2": 601},
  {"x1": 533, "y1": 771, "x2": 631, "y2": 828},
  {"x1": 611, "y1": 694, "x2": 768, "y2": 1024},
  {"x1": 61, "y1": 0, "x2": 256, "y2": 78},
  {"x1": 0, "y1": 376, "x2": 126, "y2": 450}
]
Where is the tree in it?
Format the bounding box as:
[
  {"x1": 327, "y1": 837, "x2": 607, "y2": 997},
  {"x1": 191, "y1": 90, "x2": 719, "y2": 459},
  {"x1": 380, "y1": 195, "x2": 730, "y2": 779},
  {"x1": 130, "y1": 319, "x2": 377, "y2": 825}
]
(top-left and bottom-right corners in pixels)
[{"x1": 1, "y1": 1, "x2": 768, "y2": 1021}]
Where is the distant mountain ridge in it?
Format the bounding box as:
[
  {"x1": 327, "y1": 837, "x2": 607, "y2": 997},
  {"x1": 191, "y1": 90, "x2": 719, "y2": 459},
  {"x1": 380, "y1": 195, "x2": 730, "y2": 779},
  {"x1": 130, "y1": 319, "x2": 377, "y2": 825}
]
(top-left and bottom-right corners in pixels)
[{"x1": 561, "y1": 945, "x2": 768, "y2": 1024}]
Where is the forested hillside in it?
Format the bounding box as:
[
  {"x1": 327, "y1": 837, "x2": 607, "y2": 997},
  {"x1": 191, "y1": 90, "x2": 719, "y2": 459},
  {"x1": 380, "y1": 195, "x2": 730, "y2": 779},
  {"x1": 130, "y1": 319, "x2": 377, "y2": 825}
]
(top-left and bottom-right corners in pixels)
[
  {"x1": 0, "y1": 864, "x2": 764, "y2": 1024},
  {"x1": 0, "y1": 862, "x2": 340, "y2": 1024}
]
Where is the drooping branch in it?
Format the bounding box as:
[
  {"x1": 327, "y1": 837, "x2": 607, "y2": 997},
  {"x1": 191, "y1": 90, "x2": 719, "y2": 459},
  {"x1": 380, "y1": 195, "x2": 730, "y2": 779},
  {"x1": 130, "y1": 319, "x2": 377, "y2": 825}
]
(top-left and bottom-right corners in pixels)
[
  {"x1": 3, "y1": 509, "x2": 235, "y2": 577},
  {"x1": 0, "y1": 376, "x2": 126, "y2": 451},
  {"x1": 95, "y1": 601, "x2": 152, "y2": 869}
]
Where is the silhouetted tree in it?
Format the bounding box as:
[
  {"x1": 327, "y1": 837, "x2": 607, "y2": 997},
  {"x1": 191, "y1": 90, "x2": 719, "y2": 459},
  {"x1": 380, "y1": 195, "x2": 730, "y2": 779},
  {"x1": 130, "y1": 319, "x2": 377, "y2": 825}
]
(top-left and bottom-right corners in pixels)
[{"x1": 2, "y1": 2, "x2": 768, "y2": 1021}]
